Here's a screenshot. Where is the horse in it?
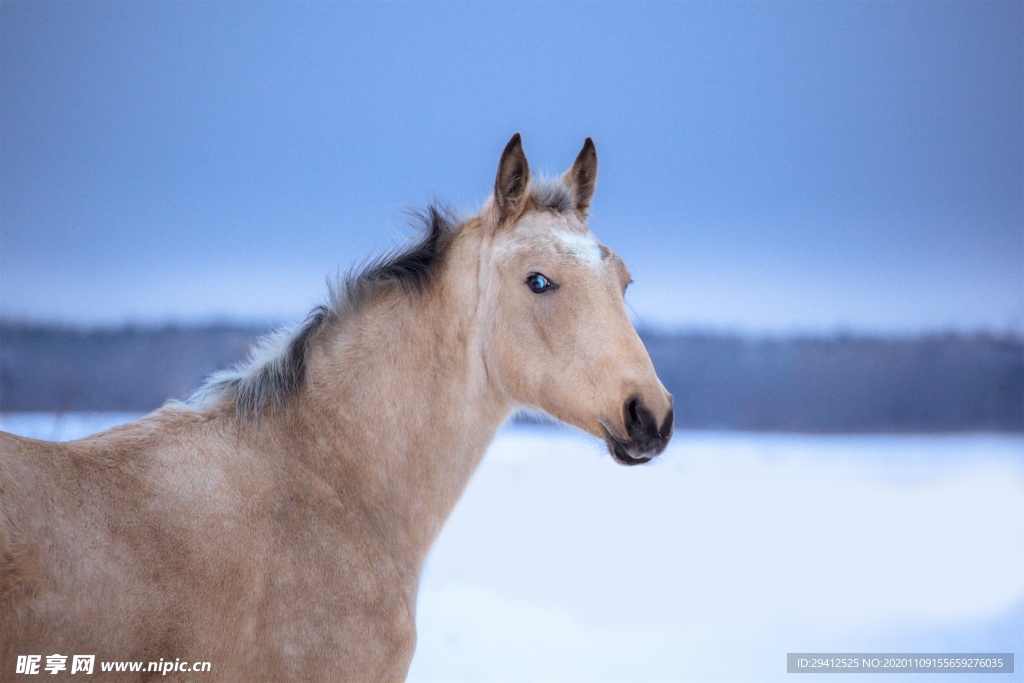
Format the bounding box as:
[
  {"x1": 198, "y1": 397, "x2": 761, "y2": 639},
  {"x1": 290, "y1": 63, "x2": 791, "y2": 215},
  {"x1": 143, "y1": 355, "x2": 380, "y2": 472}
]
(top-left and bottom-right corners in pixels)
[{"x1": 0, "y1": 134, "x2": 674, "y2": 682}]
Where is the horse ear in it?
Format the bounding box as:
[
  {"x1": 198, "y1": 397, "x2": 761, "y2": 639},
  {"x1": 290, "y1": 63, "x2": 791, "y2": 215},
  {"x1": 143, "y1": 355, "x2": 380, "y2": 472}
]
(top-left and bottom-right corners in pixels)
[
  {"x1": 563, "y1": 137, "x2": 597, "y2": 217},
  {"x1": 494, "y1": 133, "x2": 531, "y2": 223}
]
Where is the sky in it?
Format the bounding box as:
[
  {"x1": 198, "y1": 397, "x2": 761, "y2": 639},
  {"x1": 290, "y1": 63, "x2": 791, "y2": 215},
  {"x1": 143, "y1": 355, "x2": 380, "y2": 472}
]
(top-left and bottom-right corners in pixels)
[{"x1": 1, "y1": 1, "x2": 1021, "y2": 335}]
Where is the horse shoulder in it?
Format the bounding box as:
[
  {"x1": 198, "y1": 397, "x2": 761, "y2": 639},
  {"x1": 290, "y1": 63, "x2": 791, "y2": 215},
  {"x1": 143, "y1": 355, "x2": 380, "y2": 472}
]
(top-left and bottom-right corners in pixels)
[
  {"x1": 242, "y1": 461, "x2": 418, "y2": 680},
  {"x1": 134, "y1": 420, "x2": 417, "y2": 679}
]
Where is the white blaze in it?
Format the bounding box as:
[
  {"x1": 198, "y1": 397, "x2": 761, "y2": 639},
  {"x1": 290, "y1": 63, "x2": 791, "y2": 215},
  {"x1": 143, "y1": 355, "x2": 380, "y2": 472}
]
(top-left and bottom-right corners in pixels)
[{"x1": 554, "y1": 231, "x2": 602, "y2": 268}]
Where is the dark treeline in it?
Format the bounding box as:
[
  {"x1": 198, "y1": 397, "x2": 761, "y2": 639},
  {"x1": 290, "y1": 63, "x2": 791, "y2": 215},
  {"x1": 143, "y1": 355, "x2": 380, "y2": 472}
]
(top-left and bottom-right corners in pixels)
[
  {"x1": 1, "y1": 323, "x2": 1021, "y2": 432},
  {"x1": 0, "y1": 324, "x2": 261, "y2": 414},
  {"x1": 643, "y1": 331, "x2": 1022, "y2": 432}
]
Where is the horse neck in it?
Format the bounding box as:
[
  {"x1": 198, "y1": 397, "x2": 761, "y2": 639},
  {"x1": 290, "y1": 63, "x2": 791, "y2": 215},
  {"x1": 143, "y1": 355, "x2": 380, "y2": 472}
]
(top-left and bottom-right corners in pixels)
[{"x1": 283, "y1": 244, "x2": 510, "y2": 578}]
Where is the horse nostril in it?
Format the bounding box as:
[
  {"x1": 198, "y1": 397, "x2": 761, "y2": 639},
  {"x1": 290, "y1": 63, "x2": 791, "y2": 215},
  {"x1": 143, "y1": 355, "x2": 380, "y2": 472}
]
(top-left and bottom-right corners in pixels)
[
  {"x1": 660, "y1": 408, "x2": 674, "y2": 439},
  {"x1": 624, "y1": 396, "x2": 645, "y2": 440}
]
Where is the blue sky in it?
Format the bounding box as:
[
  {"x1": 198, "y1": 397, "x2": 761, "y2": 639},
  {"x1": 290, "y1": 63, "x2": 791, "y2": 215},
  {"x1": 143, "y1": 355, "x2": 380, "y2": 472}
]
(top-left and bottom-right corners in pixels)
[{"x1": 2, "y1": 1, "x2": 1021, "y2": 334}]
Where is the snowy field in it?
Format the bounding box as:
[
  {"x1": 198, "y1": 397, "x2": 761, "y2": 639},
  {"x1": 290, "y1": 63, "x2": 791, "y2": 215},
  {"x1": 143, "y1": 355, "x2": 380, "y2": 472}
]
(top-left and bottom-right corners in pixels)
[{"x1": 2, "y1": 413, "x2": 1022, "y2": 682}]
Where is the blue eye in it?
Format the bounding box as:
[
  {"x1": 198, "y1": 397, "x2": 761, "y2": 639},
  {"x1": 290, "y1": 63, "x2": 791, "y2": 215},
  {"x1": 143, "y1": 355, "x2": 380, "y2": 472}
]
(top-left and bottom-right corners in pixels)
[{"x1": 526, "y1": 273, "x2": 557, "y2": 293}]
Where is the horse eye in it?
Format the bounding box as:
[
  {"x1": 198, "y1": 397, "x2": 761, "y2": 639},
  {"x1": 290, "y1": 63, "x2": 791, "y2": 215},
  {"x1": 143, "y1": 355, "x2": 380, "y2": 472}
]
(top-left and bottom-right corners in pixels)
[{"x1": 526, "y1": 273, "x2": 557, "y2": 293}]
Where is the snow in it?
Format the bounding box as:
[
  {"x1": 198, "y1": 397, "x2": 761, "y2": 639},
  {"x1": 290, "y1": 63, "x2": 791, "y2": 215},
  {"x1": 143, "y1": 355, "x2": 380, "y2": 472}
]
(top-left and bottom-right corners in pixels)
[
  {"x1": 3, "y1": 414, "x2": 1022, "y2": 682},
  {"x1": 0, "y1": 412, "x2": 144, "y2": 442}
]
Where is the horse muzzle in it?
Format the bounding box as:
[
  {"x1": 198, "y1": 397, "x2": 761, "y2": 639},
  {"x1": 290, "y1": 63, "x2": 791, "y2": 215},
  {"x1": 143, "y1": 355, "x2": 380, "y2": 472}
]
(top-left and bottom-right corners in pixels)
[{"x1": 603, "y1": 396, "x2": 674, "y2": 466}]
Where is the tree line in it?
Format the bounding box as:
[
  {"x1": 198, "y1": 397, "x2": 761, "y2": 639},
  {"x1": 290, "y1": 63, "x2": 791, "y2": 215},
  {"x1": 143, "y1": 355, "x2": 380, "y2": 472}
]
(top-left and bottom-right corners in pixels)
[{"x1": 1, "y1": 323, "x2": 1020, "y2": 432}]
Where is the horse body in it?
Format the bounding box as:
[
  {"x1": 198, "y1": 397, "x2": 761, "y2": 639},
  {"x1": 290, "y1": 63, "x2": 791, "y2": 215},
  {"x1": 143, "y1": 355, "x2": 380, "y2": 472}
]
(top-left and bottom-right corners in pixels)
[
  {"x1": 1, "y1": 260, "x2": 501, "y2": 681},
  {"x1": 1, "y1": 135, "x2": 673, "y2": 681}
]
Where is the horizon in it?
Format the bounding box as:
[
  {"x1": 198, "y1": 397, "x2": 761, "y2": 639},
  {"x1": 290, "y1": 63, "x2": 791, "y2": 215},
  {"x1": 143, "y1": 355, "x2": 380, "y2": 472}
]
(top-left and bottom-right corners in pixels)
[{"x1": 3, "y1": 315, "x2": 1021, "y2": 343}]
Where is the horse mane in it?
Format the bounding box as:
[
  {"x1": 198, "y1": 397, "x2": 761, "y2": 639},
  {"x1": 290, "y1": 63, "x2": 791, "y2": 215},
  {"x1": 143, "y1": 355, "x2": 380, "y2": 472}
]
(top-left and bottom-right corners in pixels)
[{"x1": 187, "y1": 179, "x2": 575, "y2": 422}]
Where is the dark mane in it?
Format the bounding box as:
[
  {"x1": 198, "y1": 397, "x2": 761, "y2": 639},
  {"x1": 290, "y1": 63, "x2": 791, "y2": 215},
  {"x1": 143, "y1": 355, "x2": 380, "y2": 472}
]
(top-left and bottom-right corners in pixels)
[
  {"x1": 187, "y1": 203, "x2": 460, "y2": 422},
  {"x1": 341, "y1": 203, "x2": 459, "y2": 307},
  {"x1": 187, "y1": 181, "x2": 576, "y2": 422}
]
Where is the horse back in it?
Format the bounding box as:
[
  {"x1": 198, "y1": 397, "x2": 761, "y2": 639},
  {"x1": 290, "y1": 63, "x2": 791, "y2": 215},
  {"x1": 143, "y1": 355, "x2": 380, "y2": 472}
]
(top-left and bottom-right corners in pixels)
[
  {"x1": 0, "y1": 414, "x2": 416, "y2": 682},
  {"x1": 0, "y1": 423, "x2": 183, "y2": 678}
]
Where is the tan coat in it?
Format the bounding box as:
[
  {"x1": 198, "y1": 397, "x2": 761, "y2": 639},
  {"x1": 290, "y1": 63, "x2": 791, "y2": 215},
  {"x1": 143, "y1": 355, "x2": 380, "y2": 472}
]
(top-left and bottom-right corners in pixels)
[{"x1": 1, "y1": 136, "x2": 672, "y2": 682}]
